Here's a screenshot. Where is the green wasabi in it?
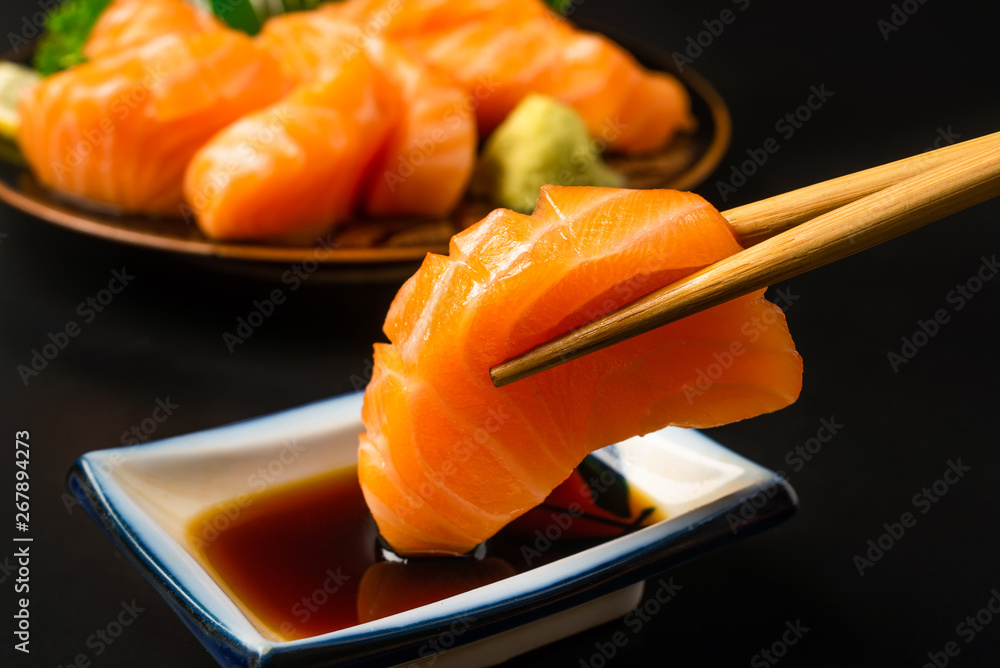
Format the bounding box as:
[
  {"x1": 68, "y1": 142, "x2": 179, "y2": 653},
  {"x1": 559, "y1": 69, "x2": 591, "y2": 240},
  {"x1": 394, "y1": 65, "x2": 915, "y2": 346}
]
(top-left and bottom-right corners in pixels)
[{"x1": 471, "y1": 94, "x2": 624, "y2": 214}]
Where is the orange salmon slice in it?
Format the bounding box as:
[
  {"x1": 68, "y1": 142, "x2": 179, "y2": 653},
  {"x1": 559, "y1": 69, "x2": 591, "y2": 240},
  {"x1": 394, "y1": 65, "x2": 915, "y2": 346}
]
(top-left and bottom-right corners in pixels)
[
  {"x1": 183, "y1": 51, "x2": 401, "y2": 243},
  {"x1": 361, "y1": 187, "x2": 803, "y2": 556},
  {"x1": 84, "y1": 0, "x2": 223, "y2": 61},
  {"x1": 257, "y1": 11, "x2": 477, "y2": 221},
  {"x1": 18, "y1": 30, "x2": 289, "y2": 216}
]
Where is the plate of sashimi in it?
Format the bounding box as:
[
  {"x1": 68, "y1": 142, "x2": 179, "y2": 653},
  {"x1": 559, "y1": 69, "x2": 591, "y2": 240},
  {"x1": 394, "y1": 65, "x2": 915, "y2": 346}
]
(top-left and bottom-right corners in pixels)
[
  {"x1": 70, "y1": 183, "x2": 804, "y2": 666},
  {"x1": 0, "y1": 0, "x2": 728, "y2": 279}
]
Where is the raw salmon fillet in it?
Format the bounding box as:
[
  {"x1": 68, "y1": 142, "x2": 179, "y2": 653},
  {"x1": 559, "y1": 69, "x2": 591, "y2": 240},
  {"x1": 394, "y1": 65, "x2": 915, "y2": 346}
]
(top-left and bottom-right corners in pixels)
[
  {"x1": 257, "y1": 11, "x2": 476, "y2": 219},
  {"x1": 546, "y1": 28, "x2": 694, "y2": 153},
  {"x1": 406, "y1": 14, "x2": 693, "y2": 150},
  {"x1": 360, "y1": 187, "x2": 802, "y2": 555},
  {"x1": 18, "y1": 31, "x2": 289, "y2": 215},
  {"x1": 183, "y1": 51, "x2": 401, "y2": 242},
  {"x1": 321, "y1": 0, "x2": 552, "y2": 40},
  {"x1": 361, "y1": 39, "x2": 476, "y2": 217},
  {"x1": 339, "y1": 0, "x2": 693, "y2": 150},
  {"x1": 84, "y1": 0, "x2": 222, "y2": 61},
  {"x1": 257, "y1": 9, "x2": 358, "y2": 83}
]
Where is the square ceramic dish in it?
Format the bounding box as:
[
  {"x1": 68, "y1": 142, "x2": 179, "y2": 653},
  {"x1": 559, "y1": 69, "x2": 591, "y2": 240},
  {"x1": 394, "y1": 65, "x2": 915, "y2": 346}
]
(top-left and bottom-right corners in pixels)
[{"x1": 68, "y1": 392, "x2": 796, "y2": 668}]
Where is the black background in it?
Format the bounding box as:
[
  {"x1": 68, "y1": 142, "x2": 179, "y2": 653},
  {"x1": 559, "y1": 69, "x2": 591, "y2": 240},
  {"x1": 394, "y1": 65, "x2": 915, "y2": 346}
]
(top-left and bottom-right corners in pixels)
[{"x1": 3, "y1": 0, "x2": 1000, "y2": 666}]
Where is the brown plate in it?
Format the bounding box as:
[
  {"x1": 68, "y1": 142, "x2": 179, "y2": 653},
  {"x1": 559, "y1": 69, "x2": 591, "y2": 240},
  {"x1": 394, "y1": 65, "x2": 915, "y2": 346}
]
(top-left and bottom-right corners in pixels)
[{"x1": 0, "y1": 22, "x2": 730, "y2": 283}]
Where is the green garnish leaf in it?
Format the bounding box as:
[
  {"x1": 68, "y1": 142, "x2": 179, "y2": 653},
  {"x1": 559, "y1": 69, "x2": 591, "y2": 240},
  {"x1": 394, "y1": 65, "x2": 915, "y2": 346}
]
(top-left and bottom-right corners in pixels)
[
  {"x1": 30, "y1": 0, "x2": 549, "y2": 78},
  {"x1": 211, "y1": 0, "x2": 263, "y2": 35},
  {"x1": 212, "y1": 0, "x2": 331, "y2": 34},
  {"x1": 32, "y1": 0, "x2": 112, "y2": 76},
  {"x1": 281, "y1": 0, "x2": 326, "y2": 11},
  {"x1": 546, "y1": 0, "x2": 573, "y2": 14}
]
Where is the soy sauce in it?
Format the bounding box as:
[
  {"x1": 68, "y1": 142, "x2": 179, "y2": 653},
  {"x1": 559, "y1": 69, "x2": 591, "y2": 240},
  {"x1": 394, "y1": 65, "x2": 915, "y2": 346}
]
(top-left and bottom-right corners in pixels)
[{"x1": 189, "y1": 461, "x2": 660, "y2": 641}]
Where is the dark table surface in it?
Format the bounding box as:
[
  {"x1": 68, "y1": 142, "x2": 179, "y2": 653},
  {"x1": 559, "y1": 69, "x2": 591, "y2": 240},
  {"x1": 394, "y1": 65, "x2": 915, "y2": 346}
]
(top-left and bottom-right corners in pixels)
[{"x1": 3, "y1": 1, "x2": 1000, "y2": 666}]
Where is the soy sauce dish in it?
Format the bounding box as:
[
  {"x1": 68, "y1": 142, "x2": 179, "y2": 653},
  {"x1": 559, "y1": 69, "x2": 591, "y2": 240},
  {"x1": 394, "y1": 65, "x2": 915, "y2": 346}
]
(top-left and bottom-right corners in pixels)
[{"x1": 68, "y1": 392, "x2": 796, "y2": 668}]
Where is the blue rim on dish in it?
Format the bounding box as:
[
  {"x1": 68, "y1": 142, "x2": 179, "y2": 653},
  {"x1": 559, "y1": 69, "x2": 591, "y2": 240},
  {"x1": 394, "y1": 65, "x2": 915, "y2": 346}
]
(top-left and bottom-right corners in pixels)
[{"x1": 68, "y1": 392, "x2": 796, "y2": 668}]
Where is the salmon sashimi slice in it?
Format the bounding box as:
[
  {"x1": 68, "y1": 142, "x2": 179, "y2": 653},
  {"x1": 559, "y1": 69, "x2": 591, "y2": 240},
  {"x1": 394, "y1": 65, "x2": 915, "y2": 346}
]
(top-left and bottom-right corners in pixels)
[
  {"x1": 18, "y1": 31, "x2": 289, "y2": 216},
  {"x1": 361, "y1": 186, "x2": 803, "y2": 555},
  {"x1": 183, "y1": 51, "x2": 401, "y2": 243},
  {"x1": 84, "y1": 0, "x2": 223, "y2": 61},
  {"x1": 400, "y1": 15, "x2": 565, "y2": 136},
  {"x1": 258, "y1": 11, "x2": 476, "y2": 219},
  {"x1": 322, "y1": 0, "x2": 692, "y2": 151},
  {"x1": 361, "y1": 40, "x2": 476, "y2": 218},
  {"x1": 546, "y1": 28, "x2": 696, "y2": 153},
  {"x1": 320, "y1": 0, "x2": 552, "y2": 40},
  {"x1": 257, "y1": 9, "x2": 360, "y2": 83},
  {"x1": 400, "y1": 12, "x2": 693, "y2": 150}
]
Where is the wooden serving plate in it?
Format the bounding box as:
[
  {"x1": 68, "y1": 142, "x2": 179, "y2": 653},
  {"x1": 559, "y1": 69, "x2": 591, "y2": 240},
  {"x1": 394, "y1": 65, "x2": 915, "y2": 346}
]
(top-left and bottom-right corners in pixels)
[{"x1": 0, "y1": 21, "x2": 730, "y2": 283}]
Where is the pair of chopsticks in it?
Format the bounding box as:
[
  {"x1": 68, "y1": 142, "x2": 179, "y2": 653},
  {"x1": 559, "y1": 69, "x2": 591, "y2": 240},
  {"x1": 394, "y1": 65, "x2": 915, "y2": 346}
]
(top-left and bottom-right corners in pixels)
[{"x1": 490, "y1": 130, "x2": 1000, "y2": 388}]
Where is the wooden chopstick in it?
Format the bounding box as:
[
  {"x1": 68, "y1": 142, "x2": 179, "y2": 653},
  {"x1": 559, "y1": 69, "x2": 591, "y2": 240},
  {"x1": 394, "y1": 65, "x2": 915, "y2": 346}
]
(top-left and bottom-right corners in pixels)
[
  {"x1": 490, "y1": 137, "x2": 1000, "y2": 388},
  {"x1": 724, "y1": 129, "x2": 1000, "y2": 246}
]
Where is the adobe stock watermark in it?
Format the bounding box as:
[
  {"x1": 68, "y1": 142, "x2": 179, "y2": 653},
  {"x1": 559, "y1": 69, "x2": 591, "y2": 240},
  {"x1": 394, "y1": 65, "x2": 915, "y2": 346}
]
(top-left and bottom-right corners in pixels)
[
  {"x1": 578, "y1": 260, "x2": 673, "y2": 326},
  {"x1": 887, "y1": 254, "x2": 997, "y2": 372},
  {"x1": 391, "y1": 404, "x2": 514, "y2": 523},
  {"x1": 922, "y1": 587, "x2": 1000, "y2": 668},
  {"x1": 383, "y1": 75, "x2": 499, "y2": 192},
  {"x1": 552, "y1": 0, "x2": 586, "y2": 18},
  {"x1": 726, "y1": 416, "x2": 843, "y2": 533},
  {"x1": 49, "y1": 61, "x2": 170, "y2": 181},
  {"x1": 671, "y1": 0, "x2": 752, "y2": 73},
  {"x1": 61, "y1": 397, "x2": 177, "y2": 515},
  {"x1": 190, "y1": 438, "x2": 306, "y2": 548},
  {"x1": 558, "y1": 254, "x2": 744, "y2": 369},
  {"x1": 402, "y1": 615, "x2": 477, "y2": 666},
  {"x1": 750, "y1": 619, "x2": 810, "y2": 667},
  {"x1": 852, "y1": 458, "x2": 971, "y2": 576},
  {"x1": 276, "y1": 568, "x2": 351, "y2": 639},
  {"x1": 6, "y1": 0, "x2": 60, "y2": 54},
  {"x1": 327, "y1": 0, "x2": 478, "y2": 196},
  {"x1": 16, "y1": 268, "x2": 135, "y2": 386},
  {"x1": 222, "y1": 234, "x2": 338, "y2": 352},
  {"x1": 247, "y1": 438, "x2": 307, "y2": 492},
  {"x1": 923, "y1": 125, "x2": 960, "y2": 153},
  {"x1": 321, "y1": 0, "x2": 403, "y2": 45},
  {"x1": 181, "y1": 106, "x2": 295, "y2": 222},
  {"x1": 877, "y1": 0, "x2": 931, "y2": 41},
  {"x1": 519, "y1": 503, "x2": 585, "y2": 567},
  {"x1": 520, "y1": 456, "x2": 651, "y2": 566},
  {"x1": 120, "y1": 397, "x2": 180, "y2": 444},
  {"x1": 349, "y1": 356, "x2": 376, "y2": 391},
  {"x1": 53, "y1": 600, "x2": 145, "y2": 668},
  {"x1": 12, "y1": 544, "x2": 30, "y2": 653},
  {"x1": 715, "y1": 84, "x2": 834, "y2": 203},
  {"x1": 683, "y1": 285, "x2": 799, "y2": 404},
  {"x1": 577, "y1": 577, "x2": 683, "y2": 668},
  {"x1": 549, "y1": 116, "x2": 630, "y2": 188},
  {"x1": 0, "y1": 554, "x2": 21, "y2": 586}
]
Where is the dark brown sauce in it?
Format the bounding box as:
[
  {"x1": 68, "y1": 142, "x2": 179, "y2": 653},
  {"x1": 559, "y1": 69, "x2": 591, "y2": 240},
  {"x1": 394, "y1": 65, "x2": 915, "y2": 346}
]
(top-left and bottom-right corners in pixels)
[{"x1": 189, "y1": 460, "x2": 661, "y2": 641}]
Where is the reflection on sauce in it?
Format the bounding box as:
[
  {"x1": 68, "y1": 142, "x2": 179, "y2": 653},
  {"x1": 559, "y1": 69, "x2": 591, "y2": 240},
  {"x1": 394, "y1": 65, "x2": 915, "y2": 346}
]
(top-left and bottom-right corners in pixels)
[
  {"x1": 358, "y1": 557, "x2": 516, "y2": 623},
  {"x1": 189, "y1": 458, "x2": 661, "y2": 641}
]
